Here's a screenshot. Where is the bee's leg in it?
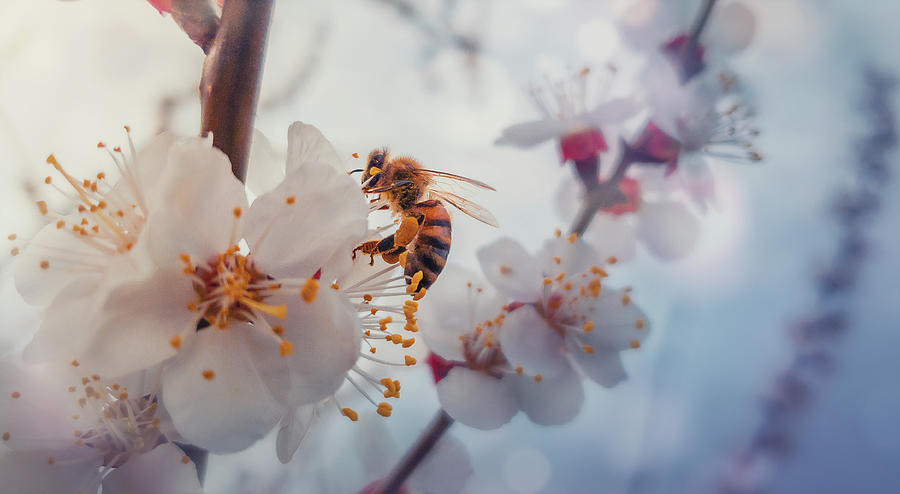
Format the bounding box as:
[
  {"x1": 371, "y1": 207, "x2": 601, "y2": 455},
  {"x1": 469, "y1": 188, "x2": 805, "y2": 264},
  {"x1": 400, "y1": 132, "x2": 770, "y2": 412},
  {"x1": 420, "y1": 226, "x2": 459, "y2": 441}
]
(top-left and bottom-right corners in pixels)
[
  {"x1": 352, "y1": 240, "x2": 381, "y2": 264},
  {"x1": 381, "y1": 246, "x2": 406, "y2": 265}
]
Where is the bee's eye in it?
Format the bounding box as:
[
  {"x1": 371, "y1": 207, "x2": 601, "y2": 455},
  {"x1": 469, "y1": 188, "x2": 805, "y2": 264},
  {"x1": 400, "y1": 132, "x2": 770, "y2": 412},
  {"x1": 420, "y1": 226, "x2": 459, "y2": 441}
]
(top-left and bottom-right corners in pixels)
[{"x1": 369, "y1": 154, "x2": 384, "y2": 167}]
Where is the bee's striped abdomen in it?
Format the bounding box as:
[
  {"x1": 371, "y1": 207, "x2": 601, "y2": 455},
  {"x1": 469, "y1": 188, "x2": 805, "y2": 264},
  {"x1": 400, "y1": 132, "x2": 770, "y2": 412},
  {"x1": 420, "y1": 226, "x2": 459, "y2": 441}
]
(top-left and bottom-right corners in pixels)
[{"x1": 405, "y1": 199, "x2": 451, "y2": 289}]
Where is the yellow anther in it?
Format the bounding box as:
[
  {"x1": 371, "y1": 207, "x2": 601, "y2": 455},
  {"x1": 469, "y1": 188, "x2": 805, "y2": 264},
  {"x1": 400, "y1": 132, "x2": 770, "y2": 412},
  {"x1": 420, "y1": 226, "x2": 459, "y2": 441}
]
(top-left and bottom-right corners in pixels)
[
  {"x1": 404, "y1": 355, "x2": 417, "y2": 366},
  {"x1": 71, "y1": 359, "x2": 79, "y2": 367},
  {"x1": 201, "y1": 370, "x2": 216, "y2": 381},
  {"x1": 6, "y1": 234, "x2": 15, "y2": 241},
  {"x1": 555, "y1": 272, "x2": 565, "y2": 282},
  {"x1": 413, "y1": 288, "x2": 426, "y2": 301},
  {"x1": 388, "y1": 334, "x2": 402, "y2": 344},
  {"x1": 590, "y1": 265, "x2": 608, "y2": 277},
  {"x1": 56, "y1": 220, "x2": 65, "y2": 229},
  {"x1": 36, "y1": 201, "x2": 48, "y2": 215},
  {"x1": 280, "y1": 340, "x2": 293, "y2": 357},
  {"x1": 567, "y1": 233, "x2": 578, "y2": 244},
  {"x1": 376, "y1": 402, "x2": 392, "y2": 417},
  {"x1": 379, "y1": 316, "x2": 393, "y2": 326},
  {"x1": 629, "y1": 340, "x2": 641, "y2": 349},
  {"x1": 272, "y1": 325, "x2": 284, "y2": 335},
  {"x1": 582, "y1": 345, "x2": 595, "y2": 354},
  {"x1": 542, "y1": 278, "x2": 552, "y2": 286},
  {"x1": 40, "y1": 260, "x2": 50, "y2": 270},
  {"x1": 341, "y1": 408, "x2": 359, "y2": 422},
  {"x1": 11, "y1": 391, "x2": 21, "y2": 399},
  {"x1": 232, "y1": 207, "x2": 242, "y2": 218},
  {"x1": 352, "y1": 152, "x2": 360, "y2": 158},
  {"x1": 515, "y1": 366, "x2": 523, "y2": 374},
  {"x1": 169, "y1": 336, "x2": 182, "y2": 350},
  {"x1": 499, "y1": 264, "x2": 513, "y2": 275},
  {"x1": 331, "y1": 282, "x2": 340, "y2": 290},
  {"x1": 369, "y1": 347, "x2": 377, "y2": 354},
  {"x1": 533, "y1": 374, "x2": 543, "y2": 383},
  {"x1": 607, "y1": 256, "x2": 618, "y2": 264},
  {"x1": 301, "y1": 278, "x2": 320, "y2": 303},
  {"x1": 621, "y1": 294, "x2": 631, "y2": 305},
  {"x1": 398, "y1": 251, "x2": 408, "y2": 268},
  {"x1": 553, "y1": 256, "x2": 561, "y2": 265},
  {"x1": 370, "y1": 308, "x2": 378, "y2": 315},
  {"x1": 363, "y1": 294, "x2": 373, "y2": 302},
  {"x1": 286, "y1": 196, "x2": 296, "y2": 205},
  {"x1": 583, "y1": 321, "x2": 594, "y2": 332},
  {"x1": 635, "y1": 319, "x2": 645, "y2": 329},
  {"x1": 180, "y1": 456, "x2": 191, "y2": 464},
  {"x1": 406, "y1": 270, "x2": 424, "y2": 294},
  {"x1": 10, "y1": 247, "x2": 19, "y2": 256},
  {"x1": 401, "y1": 338, "x2": 415, "y2": 348},
  {"x1": 554, "y1": 229, "x2": 562, "y2": 238},
  {"x1": 404, "y1": 321, "x2": 418, "y2": 332}
]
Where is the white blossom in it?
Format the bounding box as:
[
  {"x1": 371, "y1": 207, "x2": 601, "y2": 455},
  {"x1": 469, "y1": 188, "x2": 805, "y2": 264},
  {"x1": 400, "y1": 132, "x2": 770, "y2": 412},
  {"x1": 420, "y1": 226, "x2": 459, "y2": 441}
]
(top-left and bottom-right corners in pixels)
[{"x1": 0, "y1": 358, "x2": 202, "y2": 494}]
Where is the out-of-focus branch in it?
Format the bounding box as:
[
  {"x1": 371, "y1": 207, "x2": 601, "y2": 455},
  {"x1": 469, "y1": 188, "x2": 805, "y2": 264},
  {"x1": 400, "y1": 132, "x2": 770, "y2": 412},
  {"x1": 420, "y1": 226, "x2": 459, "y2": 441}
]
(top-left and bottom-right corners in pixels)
[
  {"x1": 373, "y1": 0, "x2": 480, "y2": 54},
  {"x1": 200, "y1": 0, "x2": 274, "y2": 183},
  {"x1": 714, "y1": 67, "x2": 897, "y2": 494},
  {"x1": 568, "y1": 143, "x2": 634, "y2": 237},
  {"x1": 372, "y1": 409, "x2": 456, "y2": 494},
  {"x1": 260, "y1": 21, "x2": 332, "y2": 111}
]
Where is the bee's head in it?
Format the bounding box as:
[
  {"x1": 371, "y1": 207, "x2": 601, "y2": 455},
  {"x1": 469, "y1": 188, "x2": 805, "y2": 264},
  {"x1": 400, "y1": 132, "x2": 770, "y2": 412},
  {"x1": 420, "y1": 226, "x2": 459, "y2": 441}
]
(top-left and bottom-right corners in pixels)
[{"x1": 361, "y1": 148, "x2": 389, "y2": 187}]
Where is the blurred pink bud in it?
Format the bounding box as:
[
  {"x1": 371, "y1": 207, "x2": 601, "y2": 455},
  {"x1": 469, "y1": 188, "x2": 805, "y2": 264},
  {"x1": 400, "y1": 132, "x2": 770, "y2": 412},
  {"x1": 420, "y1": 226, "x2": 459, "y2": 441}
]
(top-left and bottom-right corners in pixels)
[{"x1": 559, "y1": 129, "x2": 608, "y2": 162}]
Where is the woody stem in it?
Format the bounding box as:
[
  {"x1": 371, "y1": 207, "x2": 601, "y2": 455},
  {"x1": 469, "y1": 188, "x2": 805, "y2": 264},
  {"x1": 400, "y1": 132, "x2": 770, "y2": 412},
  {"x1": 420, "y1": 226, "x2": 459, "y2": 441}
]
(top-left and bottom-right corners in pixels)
[
  {"x1": 200, "y1": 0, "x2": 275, "y2": 183},
  {"x1": 373, "y1": 409, "x2": 456, "y2": 494}
]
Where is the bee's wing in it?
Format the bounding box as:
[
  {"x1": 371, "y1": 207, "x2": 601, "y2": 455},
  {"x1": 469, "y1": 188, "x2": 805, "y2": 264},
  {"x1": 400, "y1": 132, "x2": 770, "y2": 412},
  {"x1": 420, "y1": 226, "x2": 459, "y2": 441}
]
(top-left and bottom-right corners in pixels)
[
  {"x1": 429, "y1": 190, "x2": 499, "y2": 227},
  {"x1": 417, "y1": 169, "x2": 497, "y2": 191}
]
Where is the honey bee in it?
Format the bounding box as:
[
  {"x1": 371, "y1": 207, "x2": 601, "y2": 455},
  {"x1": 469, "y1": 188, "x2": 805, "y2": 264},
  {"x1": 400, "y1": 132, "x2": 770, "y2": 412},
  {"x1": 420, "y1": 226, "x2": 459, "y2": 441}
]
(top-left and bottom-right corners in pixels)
[{"x1": 351, "y1": 149, "x2": 498, "y2": 293}]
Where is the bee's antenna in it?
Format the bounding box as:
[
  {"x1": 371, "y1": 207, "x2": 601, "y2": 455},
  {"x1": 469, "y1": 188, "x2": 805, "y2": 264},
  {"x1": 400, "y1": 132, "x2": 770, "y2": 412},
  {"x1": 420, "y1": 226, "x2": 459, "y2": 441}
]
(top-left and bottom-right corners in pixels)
[{"x1": 348, "y1": 169, "x2": 364, "y2": 175}]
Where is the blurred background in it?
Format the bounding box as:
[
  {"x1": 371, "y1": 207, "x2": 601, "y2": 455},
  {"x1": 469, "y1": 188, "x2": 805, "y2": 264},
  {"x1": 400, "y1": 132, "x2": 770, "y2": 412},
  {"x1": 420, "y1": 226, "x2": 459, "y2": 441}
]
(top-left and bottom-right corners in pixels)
[{"x1": 1, "y1": 0, "x2": 899, "y2": 492}]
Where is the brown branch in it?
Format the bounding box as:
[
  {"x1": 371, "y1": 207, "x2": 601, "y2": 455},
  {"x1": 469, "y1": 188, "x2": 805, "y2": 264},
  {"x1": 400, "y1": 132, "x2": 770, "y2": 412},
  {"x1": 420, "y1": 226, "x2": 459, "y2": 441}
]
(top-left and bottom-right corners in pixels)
[
  {"x1": 568, "y1": 144, "x2": 634, "y2": 237},
  {"x1": 372, "y1": 409, "x2": 455, "y2": 494},
  {"x1": 200, "y1": 0, "x2": 275, "y2": 183}
]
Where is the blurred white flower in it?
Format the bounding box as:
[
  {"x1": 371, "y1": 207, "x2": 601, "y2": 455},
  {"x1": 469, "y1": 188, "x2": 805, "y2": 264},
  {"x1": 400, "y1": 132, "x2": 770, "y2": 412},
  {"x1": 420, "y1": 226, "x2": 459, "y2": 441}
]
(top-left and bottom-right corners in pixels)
[
  {"x1": 478, "y1": 236, "x2": 649, "y2": 387},
  {"x1": 495, "y1": 67, "x2": 638, "y2": 163},
  {"x1": 0, "y1": 358, "x2": 202, "y2": 494},
  {"x1": 630, "y1": 61, "x2": 761, "y2": 208},
  {"x1": 419, "y1": 269, "x2": 583, "y2": 430},
  {"x1": 617, "y1": 0, "x2": 756, "y2": 64},
  {"x1": 555, "y1": 176, "x2": 701, "y2": 261}
]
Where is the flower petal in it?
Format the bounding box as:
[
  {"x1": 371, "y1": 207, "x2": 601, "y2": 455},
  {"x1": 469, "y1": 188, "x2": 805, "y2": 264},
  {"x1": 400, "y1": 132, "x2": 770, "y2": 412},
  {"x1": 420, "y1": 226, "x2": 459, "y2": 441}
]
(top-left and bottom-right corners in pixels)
[
  {"x1": 246, "y1": 129, "x2": 286, "y2": 198},
  {"x1": 148, "y1": 139, "x2": 249, "y2": 268},
  {"x1": 0, "y1": 447, "x2": 102, "y2": 494},
  {"x1": 285, "y1": 121, "x2": 345, "y2": 174},
  {"x1": 494, "y1": 118, "x2": 569, "y2": 147},
  {"x1": 161, "y1": 323, "x2": 288, "y2": 453},
  {"x1": 22, "y1": 278, "x2": 103, "y2": 365},
  {"x1": 274, "y1": 288, "x2": 361, "y2": 407},
  {"x1": 437, "y1": 368, "x2": 517, "y2": 430},
  {"x1": 567, "y1": 340, "x2": 628, "y2": 387},
  {"x1": 499, "y1": 305, "x2": 570, "y2": 378},
  {"x1": 581, "y1": 98, "x2": 641, "y2": 127},
  {"x1": 636, "y1": 200, "x2": 700, "y2": 260},
  {"x1": 276, "y1": 404, "x2": 319, "y2": 464},
  {"x1": 14, "y1": 217, "x2": 104, "y2": 306},
  {"x1": 512, "y1": 366, "x2": 584, "y2": 425},
  {"x1": 584, "y1": 215, "x2": 638, "y2": 262},
  {"x1": 704, "y1": 2, "x2": 756, "y2": 56},
  {"x1": 419, "y1": 268, "x2": 504, "y2": 361},
  {"x1": 477, "y1": 237, "x2": 541, "y2": 303},
  {"x1": 101, "y1": 443, "x2": 202, "y2": 494},
  {"x1": 244, "y1": 155, "x2": 368, "y2": 281},
  {"x1": 537, "y1": 236, "x2": 600, "y2": 279},
  {"x1": 82, "y1": 270, "x2": 198, "y2": 377},
  {"x1": 0, "y1": 361, "x2": 83, "y2": 450},
  {"x1": 573, "y1": 288, "x2": 650, "y2": 351}
]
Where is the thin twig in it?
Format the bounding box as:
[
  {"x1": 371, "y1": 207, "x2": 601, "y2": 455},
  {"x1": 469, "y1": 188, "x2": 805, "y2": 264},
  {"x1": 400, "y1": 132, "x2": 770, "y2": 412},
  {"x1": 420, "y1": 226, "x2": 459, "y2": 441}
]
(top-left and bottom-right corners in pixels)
[
  {"x1": 200, "y1": 0, "x2": 275, "y2": 183},
  {"x1": 372, "y1": 409, "x2": 456, "y2": 494}
]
